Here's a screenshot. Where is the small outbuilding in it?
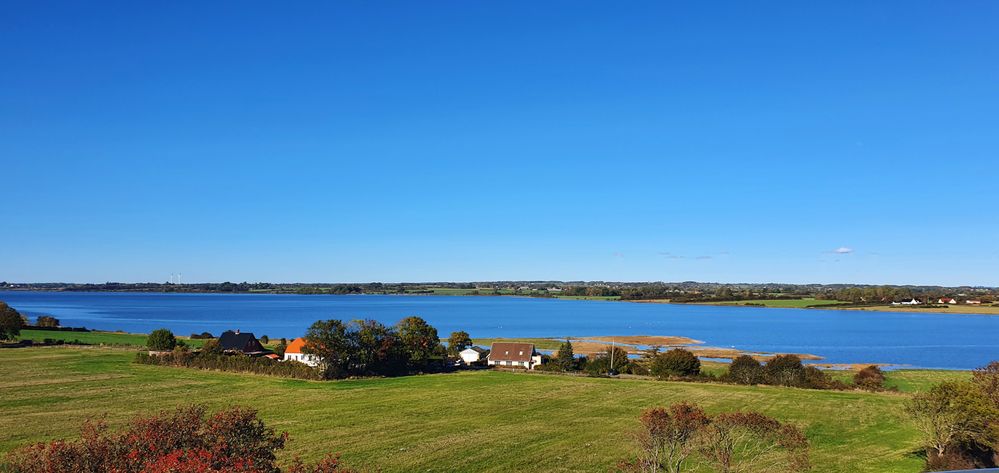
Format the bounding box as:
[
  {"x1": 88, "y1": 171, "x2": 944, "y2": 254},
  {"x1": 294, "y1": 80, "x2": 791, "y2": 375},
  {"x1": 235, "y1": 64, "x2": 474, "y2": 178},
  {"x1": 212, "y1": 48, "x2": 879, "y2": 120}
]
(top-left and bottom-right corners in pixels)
[
  {"x1": 487, "y1": 342, "x2": 542, "y2": 369},
  {"x1": 459, "y1": 346, "x2": 489, "y2": 365}
]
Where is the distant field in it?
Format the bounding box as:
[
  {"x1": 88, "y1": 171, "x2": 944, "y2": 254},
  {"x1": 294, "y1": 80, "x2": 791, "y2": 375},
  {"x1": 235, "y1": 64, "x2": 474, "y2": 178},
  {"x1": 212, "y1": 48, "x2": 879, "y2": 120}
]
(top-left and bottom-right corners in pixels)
[
  {"x1": 0, "y1": 347, "x2": 963, "y2": 472},
  {"x1": 16, "y1": 329, "x2": 205, "y2": 347},
  {"x1": 704, "y1": 298, "x2": 850, "y2": 308}
]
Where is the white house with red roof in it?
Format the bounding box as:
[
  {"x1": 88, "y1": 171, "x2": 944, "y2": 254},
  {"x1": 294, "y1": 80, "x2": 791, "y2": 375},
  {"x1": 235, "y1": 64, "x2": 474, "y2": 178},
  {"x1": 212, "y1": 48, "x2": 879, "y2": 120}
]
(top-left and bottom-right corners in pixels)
[{"x1": 283, "y1": 338, "x2": 320, "y2": 367}]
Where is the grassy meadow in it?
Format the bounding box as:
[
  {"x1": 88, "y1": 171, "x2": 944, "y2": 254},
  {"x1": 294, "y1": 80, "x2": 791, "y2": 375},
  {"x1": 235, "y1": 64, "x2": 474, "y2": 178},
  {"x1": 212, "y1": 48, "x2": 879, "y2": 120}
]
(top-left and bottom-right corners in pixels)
[
  {"x1": 0, "y1": 346, "x2": 972, "y2": 472},
  {"x1": 16, "y1": 329, "x2": 206, "y2": 348}
]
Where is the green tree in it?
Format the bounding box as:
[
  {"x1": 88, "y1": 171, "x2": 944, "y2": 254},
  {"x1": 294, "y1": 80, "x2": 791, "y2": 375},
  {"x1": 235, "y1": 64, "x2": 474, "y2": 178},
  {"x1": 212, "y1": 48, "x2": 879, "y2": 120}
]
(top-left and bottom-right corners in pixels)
[
  {"x1": 396, "y1": 316, "x2": 442, "y2": 370},
  {"x1": 146, "y1": 328, "x2": 177, "y2": 351},
  {"x1": 907, "y1": 380, "x2": 999, "y2": 463},
  {"x1": 35, "y1": 315, "x2": 60, "y2": 328},
  {"x1": 764, "y1": 354, "x2": 806, "y2": 387},
  {"x1": 727, "y1": 355, "x2": 763, "y2": 385},
  {"x1": 303, "y1": 319, "x2": 353, "y2": 379},
  {"x1": 556, "y1": 339, "x2": 576, "y2": 371},
  {"x1": 0, "y1": 302, "x2": 25, "y2": 340},
  {"x1": 352, "y1": 319, "x2": 406, "y2": 375},
  {"x1": 259, "y1": 335, "x2": 269, "y2": 344},
  {"x1": 586, "y1": 346, "x2": 629, "y2": 375},
  {"x1": 446, "y1": 330, "x2": 473, "y2": 357},
  {"x1": 650, "y1": 348, "x2": 701, "y2": 379}
]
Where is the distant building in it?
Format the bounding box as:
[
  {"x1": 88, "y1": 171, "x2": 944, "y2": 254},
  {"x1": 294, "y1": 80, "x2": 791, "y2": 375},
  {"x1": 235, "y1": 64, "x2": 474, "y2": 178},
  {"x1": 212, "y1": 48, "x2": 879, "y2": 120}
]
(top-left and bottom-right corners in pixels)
[
  {"x1": 217, "y1": 330, "x2": 267, "y2": 355},
  {"x1": 487, "y1": 342, "x2": 542, "y2": 369},
  {"x1": 283, "y1": 338, "x2": 320, "y2": 367},
  {"x1": 895, "y1": 298, "x2": 921, "y2": 305},
  {"x1": 938, "y1": 298, "x2": 958, "y2": 305},
  {"x1": 459, "y1": 346, "x2": 488, "y2": 365},
  {"x1": 967, "y1": 300, "x2": 983, "y2": 305}
]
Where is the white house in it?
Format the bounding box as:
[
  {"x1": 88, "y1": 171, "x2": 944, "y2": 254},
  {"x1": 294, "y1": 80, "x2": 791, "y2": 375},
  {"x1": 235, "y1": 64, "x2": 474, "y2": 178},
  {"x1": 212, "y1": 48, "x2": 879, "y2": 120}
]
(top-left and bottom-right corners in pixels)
[
  {"x1": 898, "y1": 298, "x2": 922, "y2": 305},
  {"x1": 459, "y1": 346, "x2": 488, "y2": 365},
  {"x1": 938, "y1": 298, "x2": 958, "y2": 305},
  {"x1": 283, "y1": 338, "x2": 319, "y2": 367},
  {"x1": 487, "y1": 342, "x2": 542, "y2": 369}
]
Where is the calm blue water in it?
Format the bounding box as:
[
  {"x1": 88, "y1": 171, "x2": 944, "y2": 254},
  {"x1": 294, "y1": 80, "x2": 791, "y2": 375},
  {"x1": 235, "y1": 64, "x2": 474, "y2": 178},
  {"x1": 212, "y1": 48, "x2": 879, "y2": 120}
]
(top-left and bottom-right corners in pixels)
[{"x1": 3, "y1": 291, "x2": 997, "y2": 369}]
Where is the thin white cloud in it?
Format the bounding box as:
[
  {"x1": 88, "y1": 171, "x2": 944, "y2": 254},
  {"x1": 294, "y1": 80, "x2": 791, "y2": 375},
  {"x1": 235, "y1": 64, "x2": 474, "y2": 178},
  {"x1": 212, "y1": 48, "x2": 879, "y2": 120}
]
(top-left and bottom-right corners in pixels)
[{"x1": 833, "y1": 247, "x2": 853, "y2": 254}]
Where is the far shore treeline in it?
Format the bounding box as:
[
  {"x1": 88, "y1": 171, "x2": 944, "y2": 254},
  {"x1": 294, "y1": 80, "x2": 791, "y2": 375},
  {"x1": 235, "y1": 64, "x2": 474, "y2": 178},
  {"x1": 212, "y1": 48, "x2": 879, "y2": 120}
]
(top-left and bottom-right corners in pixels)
[{"x1": 3, "y1": 280, "x2": 998, "y2": 305}]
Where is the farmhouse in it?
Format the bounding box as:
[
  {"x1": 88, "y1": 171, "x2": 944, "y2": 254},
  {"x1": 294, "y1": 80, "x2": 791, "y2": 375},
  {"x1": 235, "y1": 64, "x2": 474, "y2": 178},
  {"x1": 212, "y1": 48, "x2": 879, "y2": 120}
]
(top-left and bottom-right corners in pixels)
[
  {"x1": 217, "y1": 330, "x2": 267, "y2": 355},
  {"x1": 459, "y1": 346, "x2": 488, "y2": 365},
  {"x1": 938, "y1": 298, "x2": 958, "y2": 305},
  {"x1": 283, "y1": 338, "x2": 320, "y2": 367},
  {"x1": 487, "y1": 342, "x2": 542, "y2": 369}
]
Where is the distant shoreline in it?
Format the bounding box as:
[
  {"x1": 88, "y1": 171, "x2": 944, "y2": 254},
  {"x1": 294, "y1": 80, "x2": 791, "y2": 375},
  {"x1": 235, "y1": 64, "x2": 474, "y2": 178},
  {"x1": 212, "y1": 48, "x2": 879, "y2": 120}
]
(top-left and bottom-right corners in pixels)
[{"x1": 4, "y1": 288, "x2": 999, "y2": 315}]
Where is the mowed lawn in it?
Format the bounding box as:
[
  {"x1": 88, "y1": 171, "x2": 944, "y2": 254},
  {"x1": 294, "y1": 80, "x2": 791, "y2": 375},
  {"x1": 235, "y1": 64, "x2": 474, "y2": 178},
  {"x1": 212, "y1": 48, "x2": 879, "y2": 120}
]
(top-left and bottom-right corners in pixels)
[{"x1": 0, "y1": 348, "x2": 940, "y2": 472}]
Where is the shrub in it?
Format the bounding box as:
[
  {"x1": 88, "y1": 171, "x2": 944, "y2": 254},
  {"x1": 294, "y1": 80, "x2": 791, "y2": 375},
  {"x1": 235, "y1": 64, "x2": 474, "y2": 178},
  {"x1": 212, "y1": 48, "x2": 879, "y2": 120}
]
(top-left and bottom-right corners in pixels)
[
  {"x1": 584, "y1": 346, "x2": 630, "y2": 376},
  {"x1": 727, "y1": 355, "x2": 763, "y2": 385},
  {"x1": 621, "y1": 402, "x2": 809, "y2": 473},
  {"x1": 763, "y1": 355, "x2": 805, "y2": 387},
  {"x1": 803, "y1": 366, "x2": 843, "y2": 390},
  {"x1": 3, "y1": 405, "x2": 352, "y2": 472},
  {"x1": 135, "y1": 351, "x2": 322, "y2": 381},
  {"x1": 854, "y1": 365, "x2": 886, "y2": 391},
  {"x1": 147, "y1": 328, "x2": 177, "y2": 351},
  {"x1": 35, "y1": 315, "x2": 61, "y2": 328},
  {"x1": 650, "y1": 348, "x2": 701, "y2": 379},
  {"x1": 259, "y1": 335, "x2": 270, "y2": 344}
]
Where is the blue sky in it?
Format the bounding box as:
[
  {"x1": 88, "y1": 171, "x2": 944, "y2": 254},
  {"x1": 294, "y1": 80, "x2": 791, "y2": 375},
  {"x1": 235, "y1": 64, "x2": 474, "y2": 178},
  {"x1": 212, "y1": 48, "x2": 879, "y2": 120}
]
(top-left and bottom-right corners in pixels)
[{"x1": 2, "y1": 2, "x2": 998, "y2": 285}]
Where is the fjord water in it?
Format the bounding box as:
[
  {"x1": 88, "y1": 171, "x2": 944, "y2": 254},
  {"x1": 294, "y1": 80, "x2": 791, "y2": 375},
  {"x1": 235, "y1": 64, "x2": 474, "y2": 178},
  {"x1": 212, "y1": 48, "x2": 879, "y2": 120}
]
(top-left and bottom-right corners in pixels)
[{"x1": 3, "y1": 291, "x2": 997, "y2": 369}]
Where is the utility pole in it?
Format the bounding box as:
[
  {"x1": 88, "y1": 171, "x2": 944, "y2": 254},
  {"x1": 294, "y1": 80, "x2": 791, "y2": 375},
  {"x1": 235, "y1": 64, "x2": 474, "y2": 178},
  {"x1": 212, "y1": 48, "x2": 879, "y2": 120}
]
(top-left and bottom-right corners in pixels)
[{"x1": 609, "y1": 338, "x2": 615, "y2": 376}]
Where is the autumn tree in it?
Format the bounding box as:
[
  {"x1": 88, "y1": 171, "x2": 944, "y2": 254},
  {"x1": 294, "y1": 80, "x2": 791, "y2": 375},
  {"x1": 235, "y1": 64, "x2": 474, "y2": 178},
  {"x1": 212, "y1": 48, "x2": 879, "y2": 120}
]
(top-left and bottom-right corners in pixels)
[
  {"x1": 4, "y1": 405, "x2": 352, "y2": 472},
  {"x1": 446, "y1": 330, "x2": 473, "y2": 357},
  {"x1": 763, "y1": 355, "x2": 805, "y2": 387},
  {"x1": 628, "y1": 403, "x2": 709, "y2": 473},
  {"x1": 727, "y1": 355, "x2": 763, "y2": 385}
]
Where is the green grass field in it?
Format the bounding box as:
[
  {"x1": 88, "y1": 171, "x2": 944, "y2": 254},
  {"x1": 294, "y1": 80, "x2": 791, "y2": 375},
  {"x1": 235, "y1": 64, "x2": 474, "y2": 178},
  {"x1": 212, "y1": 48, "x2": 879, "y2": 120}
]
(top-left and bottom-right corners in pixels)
[
  {"x1": 0, "y1": 347, "x2": 969, "y2": 472},
  {"x1": 16, "y1": 329, "x2": 205, "y2": 348}
]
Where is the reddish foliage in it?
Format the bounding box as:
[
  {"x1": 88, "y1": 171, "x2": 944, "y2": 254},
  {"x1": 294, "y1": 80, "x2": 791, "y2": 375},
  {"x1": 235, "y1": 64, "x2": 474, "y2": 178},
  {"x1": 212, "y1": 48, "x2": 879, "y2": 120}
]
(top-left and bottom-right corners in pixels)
[{"x1": 4, "y1": 405, "x2": 349, "y2": 473}]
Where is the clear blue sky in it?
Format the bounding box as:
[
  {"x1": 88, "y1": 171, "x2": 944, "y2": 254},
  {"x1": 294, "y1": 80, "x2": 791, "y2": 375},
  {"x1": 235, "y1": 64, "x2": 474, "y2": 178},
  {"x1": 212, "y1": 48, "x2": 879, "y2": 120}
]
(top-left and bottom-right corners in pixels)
[{"x1": 2, "y1": 2, "x2": 998, "y2": 286}]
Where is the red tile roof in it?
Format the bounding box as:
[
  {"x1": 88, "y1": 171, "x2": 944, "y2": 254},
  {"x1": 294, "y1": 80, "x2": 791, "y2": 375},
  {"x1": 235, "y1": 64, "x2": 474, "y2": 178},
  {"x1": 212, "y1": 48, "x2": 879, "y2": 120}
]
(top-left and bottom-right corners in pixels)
[{"x1": 285, "y1": 337, "x2": 307, "y2": 354}]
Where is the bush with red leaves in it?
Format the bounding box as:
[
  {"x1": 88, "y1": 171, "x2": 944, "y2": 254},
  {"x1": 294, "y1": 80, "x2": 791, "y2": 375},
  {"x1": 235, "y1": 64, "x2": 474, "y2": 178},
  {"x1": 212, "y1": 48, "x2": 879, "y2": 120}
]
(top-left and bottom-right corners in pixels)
[{"x1": 3, "y1": 405, "x2": 352, "y2": 473}]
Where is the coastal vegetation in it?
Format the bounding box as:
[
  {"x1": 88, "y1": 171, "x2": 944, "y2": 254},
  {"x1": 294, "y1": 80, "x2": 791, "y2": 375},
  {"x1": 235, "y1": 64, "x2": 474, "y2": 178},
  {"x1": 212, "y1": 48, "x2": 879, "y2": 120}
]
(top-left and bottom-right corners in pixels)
[{"x1": 0, "y1": 346, "x2": 963, "y2": 472}]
